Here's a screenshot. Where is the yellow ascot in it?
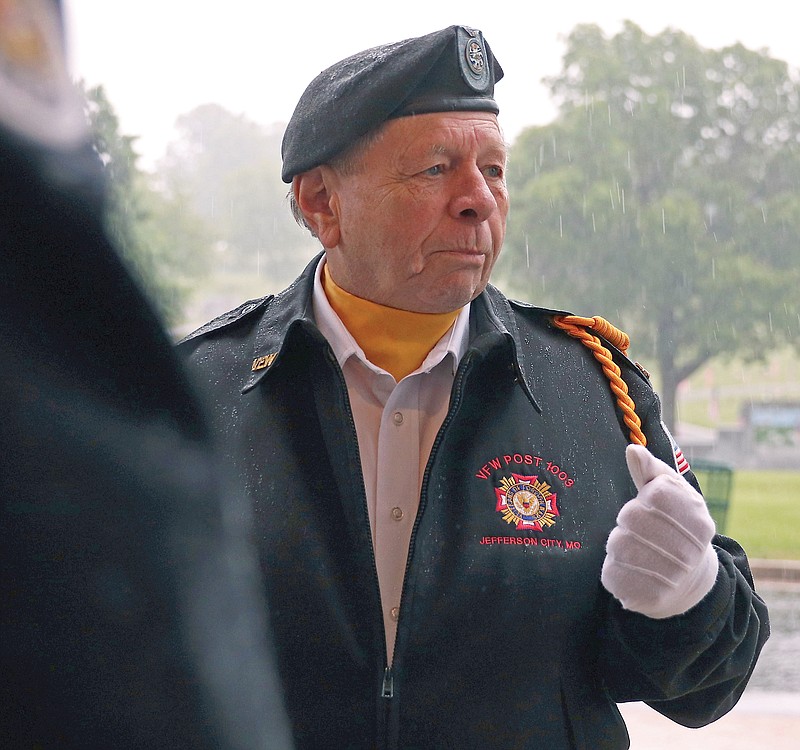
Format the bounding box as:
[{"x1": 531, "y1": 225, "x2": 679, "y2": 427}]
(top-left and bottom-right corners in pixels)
[{"x1": 322, "y1": 264, "x2": 461, "y2": 381}]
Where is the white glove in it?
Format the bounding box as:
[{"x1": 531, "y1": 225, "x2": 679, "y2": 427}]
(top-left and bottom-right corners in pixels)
[{"x1": 601, "y1": 444, "x2": 719, "y2": 619}]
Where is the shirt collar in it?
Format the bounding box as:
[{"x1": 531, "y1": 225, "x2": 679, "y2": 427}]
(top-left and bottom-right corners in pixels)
[
  {"x1": 240, "y1": 252, "x2": 541, "y2": 416},
  {"x1": 312, "y1": 257, "x2": 470, "y2": 379}
]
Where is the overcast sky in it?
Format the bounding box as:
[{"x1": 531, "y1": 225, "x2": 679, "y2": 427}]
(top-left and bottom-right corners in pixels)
[{"x1": 62, "y1": 1, "x2": 800, "y2": 167}]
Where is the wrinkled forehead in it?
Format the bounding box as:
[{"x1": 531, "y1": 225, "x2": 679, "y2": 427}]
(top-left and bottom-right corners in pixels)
[
  {"x1": 382, "y1": 111, "x2": 506, "y2": 150},
  {"x1": 377, "y1": 111, "x2": 507, "y2": 156}
]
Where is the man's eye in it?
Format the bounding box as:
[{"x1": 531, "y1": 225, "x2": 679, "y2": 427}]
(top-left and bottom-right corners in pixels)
[
  {"x1": 423, "y1": 164, "x2": 444, "y2": 176},
  {"x1": 485, "y1": 165, "x2": 504, "y2": 179}
]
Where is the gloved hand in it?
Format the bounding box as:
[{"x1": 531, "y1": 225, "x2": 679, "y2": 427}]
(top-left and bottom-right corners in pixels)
[{"x1": 601, "y1": 444, "x2": 719, "y2": 619}]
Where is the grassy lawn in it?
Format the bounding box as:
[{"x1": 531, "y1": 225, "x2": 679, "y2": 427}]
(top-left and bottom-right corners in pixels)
[
  {"x1": 674, "y1": 350, "x2": 800, "y2": 560},
  {"x1": 722, "y1": 470, "x2": 800, "y2": 560}
]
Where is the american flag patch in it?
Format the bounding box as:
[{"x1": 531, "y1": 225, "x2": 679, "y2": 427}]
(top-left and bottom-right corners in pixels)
[
  {"x1": 664, "y1": 424, "x2": 691, "y2": 474},
  {"x1": 674, "y1": 446, "x2": 690, "y2": 475}
]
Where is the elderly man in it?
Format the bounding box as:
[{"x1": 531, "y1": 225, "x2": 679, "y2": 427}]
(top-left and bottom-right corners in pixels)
[{"x1": 179, "y1": 25, "x2": 768, "y2": 749}]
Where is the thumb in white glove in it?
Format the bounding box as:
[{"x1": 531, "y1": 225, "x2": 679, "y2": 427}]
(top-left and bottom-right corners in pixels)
[{"x1": 601, "y1": 444, "x2": 719, "y2": 619}]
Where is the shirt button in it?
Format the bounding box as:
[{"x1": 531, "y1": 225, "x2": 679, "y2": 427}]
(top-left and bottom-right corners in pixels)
[
  {"x1": 391, "y1": 507, "x2": 404, "y2": 521},
  {"x1": 390, "y1": 606, "x2": 400, "y2": 621},
  {"x1": 392, "y1": 411, "x2": 404, "y2": 425}
]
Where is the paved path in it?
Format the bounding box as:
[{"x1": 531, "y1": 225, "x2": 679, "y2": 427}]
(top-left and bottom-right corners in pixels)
[
  {"x1": 619, "y1": 691, "x2": 800, "y2": 749},
  {"x1": 620, "y1": 572, "x2": 800, "y2": 750},
  {"x1": 620, "y1": 574, "x2": 800, "y2": 748}
]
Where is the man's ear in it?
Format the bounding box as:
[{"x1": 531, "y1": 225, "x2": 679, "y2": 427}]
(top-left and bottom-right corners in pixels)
[{"x1": 293, "y1": 167, "x2": 341, "y2": 248}]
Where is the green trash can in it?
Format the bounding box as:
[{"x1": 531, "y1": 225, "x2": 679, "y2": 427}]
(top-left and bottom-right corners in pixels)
[{"x1": 690, "y1": 459, "x2": 733, "y2": 534}]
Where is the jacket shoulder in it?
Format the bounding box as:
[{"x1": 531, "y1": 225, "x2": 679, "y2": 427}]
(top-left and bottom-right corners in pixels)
[
  {"x1": 176, "y1": 295, "x2": 273, "y2": 348},
  {"x1": 506, "y1": 298, "x2": 569, "y2": 323},
  {"x1": 506, "y1": 296, "x2": 654, "y2": 384}
]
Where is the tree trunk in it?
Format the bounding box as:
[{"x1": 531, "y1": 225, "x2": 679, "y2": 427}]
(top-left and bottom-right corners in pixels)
[
  {"x1": 658, "y1": 354, "x2": 679, "y2": 434},
  {"x1": 655, "y1": 310, "x2": 680, "y2": 434},
  {"x1": 655, "y1": 326, "x2": 712, "y2": 435}
]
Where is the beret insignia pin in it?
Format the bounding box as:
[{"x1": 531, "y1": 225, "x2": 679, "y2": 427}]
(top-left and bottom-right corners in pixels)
[
  {"x1": 457, "y1": 26, "x2": 490, "y2": 91},
  {"x1": 465, "y1": 38, "x2": 485, "y2": 76}
]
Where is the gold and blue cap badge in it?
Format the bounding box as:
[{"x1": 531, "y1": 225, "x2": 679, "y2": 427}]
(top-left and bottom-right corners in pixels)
[{"x1": 281, "y1": 24, "x2": 504, "y2": 182}]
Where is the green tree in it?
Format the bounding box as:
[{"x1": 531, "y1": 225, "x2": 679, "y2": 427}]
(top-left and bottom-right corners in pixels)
[
  {"x1": 158, "y1": 104, "x2": 317, "y2": 290},
  {"x1": 497, "y1": 22, "x2": 800, "y2": 429},
  {"x1": 84, "y1": 85, "x2": 212, "y2": 326}
]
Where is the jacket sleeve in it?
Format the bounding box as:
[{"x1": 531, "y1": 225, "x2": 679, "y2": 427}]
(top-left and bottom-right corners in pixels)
[
  {"x1": 599, "y1": 538, "x2": 769, "y2": 725},
  {"x1": 596, "y1": 389, "x2": 770, "y2": 727}
]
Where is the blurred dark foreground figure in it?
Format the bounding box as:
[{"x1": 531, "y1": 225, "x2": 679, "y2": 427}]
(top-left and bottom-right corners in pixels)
[{"x1": 0, "y1": 2, "x2": 292, "y2": 747}]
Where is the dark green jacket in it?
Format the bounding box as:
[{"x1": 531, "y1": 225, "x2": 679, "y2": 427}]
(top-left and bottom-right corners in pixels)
[{"x1": 179, "y1": 255, "x2": 768, "y2": 750}]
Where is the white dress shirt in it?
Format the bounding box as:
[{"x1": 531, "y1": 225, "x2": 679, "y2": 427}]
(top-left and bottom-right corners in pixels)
[{"x1": 312, "y1": 259, "x2": 470, "y2": 661}]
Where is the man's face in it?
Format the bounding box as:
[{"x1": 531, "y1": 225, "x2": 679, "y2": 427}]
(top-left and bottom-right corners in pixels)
[{"x1": 320, "y1": 111, "x2": 509, "y2": 313}]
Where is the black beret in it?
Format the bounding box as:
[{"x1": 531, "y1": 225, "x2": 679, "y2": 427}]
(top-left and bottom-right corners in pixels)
[{"x1": 281, "y1": 25, "x2": 504, "y2": 182}]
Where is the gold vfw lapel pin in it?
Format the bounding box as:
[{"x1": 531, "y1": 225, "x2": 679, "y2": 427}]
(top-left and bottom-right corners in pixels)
[{"x1": 251, "y1": 353, "x2": 277, "y2": 371}]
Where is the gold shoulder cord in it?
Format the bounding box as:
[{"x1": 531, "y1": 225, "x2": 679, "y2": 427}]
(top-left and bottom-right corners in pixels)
[{"x1": 552, "y1": 315, "x2": 647, "y2": 447}]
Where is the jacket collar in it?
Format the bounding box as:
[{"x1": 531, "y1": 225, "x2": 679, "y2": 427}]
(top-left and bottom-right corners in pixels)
[
  {"x1": 471, "y1": 284, "x2": 541, "y2": 413},
  {"x1": 242, "y1": 252, "x2": 541, "y2": 412},
  {"x1": 242, "y1": 254, "x2": 320, "y2": 393}
]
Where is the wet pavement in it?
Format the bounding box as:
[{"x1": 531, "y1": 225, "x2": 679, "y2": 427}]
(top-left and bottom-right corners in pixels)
[
  {"x1": 748, "y1": 581, "x2": 800, "y2": 693},
  {"x1": 620, "y1": 577, "x2": 800, "y2": 749}
]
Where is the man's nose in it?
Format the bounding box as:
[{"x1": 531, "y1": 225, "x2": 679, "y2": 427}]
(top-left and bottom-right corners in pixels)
[{"x1": 450, "y1": 166, "x2": 499, "y2": 222}]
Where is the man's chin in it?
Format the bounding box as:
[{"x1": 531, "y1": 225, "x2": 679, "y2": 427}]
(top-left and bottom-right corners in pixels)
[{"x1": 413, "y1": 280, "x2": 487, "y2": 314}]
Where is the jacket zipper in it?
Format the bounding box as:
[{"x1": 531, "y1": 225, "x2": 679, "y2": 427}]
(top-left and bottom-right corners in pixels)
[
  {"x1": 325, "y1": 348, "x2": 392, "y2": 699},
  {"x1": 382, "y1": 666, "x2": 394, "y2": 698},
  {"x1": 388, "y1": 350, "x2": 475, "y2": 671},
  {"x1": 331, "y1": 344, "x2": 477, "y2": 746}
]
